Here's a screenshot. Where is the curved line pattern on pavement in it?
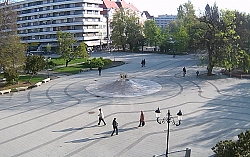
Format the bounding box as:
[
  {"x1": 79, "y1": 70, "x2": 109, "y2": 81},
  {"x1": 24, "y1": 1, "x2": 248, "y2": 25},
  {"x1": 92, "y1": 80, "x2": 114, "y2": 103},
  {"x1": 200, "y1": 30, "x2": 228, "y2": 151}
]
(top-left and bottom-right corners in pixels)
[
  {"x1": 63, "y1": 106, "x2": 250, "y2": 157},
  {"x1": 0, "y1": 53, "x2": 249, "y2": 157}
]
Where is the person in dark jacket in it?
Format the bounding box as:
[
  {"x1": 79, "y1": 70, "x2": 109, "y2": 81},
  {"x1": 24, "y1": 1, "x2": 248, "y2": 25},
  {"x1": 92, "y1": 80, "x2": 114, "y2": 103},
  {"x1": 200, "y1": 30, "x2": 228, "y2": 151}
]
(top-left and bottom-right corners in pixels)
[
  {"x1": 111, "y1": 118, "x2": 118, "y2": 136},
  {"x1": 98, "y1": 66, "x2": 102, "y2": 76},
  {"x1": 138, "y1": 111, "x2": 145, "y2": 127},
  {"x1": 183, "y1": 67, "x2": 186, "y2": 77},
  {"x1": 196, "y1": 70, "x2": 199, "y2": 77}
]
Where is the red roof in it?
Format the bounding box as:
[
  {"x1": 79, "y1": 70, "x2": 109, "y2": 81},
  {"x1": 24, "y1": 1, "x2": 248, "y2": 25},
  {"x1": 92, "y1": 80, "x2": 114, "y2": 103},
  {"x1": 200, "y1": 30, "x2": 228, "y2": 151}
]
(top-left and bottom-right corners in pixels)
[
  {"x1": 101, "y1": 0, "x2": 140, "y2": 15},
  {"x1": 126, "y1": 2, "x2": 140, "y2": 12},
  {"x1": 116, "y1": 0, "x2": 140, "y2": 12}
]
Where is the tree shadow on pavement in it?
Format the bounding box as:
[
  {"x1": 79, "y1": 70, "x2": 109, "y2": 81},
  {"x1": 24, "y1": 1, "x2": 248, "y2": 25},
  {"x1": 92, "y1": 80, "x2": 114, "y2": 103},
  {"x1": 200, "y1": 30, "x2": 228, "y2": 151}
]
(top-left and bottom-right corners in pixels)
[
  {"x1": 52, "y1": 125, "x2": 97, "y2": 132},
  {"x1": 176, "y1": 82, "x2": 250, "y2": 156},
  {"x1": 64, "y1": 136, "x2": 109, "y2": 143}
]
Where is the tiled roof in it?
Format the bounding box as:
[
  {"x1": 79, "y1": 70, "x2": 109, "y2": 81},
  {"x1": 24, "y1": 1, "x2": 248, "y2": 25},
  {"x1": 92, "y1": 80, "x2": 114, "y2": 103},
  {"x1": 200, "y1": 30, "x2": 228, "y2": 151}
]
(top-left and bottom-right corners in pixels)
[
  {"x1": 101, "y1": 0, "x2": 140, "y2": 15},
  {"x1": 127, "y1": 2, "x2": 140, "y2": 12},
  {"x1": 116, "y1": 0, "x2": 140, "y2": 12},
  {"x1": 101, "y1": 0, "x2": 120, "y2": 15},
  {"x1": 103, "y1": 0, "x2": 119, "y2": 9}
]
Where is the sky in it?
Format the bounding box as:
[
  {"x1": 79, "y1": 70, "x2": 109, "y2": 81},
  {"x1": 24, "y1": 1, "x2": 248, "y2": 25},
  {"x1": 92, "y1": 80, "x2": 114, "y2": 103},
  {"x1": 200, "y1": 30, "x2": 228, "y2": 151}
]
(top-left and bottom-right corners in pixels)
[{"x1": 127, "y1": 0, "x2": 250, "y2": 17}]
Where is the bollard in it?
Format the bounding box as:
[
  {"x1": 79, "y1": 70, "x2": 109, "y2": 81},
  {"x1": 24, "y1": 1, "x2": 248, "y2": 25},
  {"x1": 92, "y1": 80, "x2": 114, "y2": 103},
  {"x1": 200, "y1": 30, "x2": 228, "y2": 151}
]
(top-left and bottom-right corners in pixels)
[{"x1": 185, "y1": 148, "x2": 191, "y2": 157}]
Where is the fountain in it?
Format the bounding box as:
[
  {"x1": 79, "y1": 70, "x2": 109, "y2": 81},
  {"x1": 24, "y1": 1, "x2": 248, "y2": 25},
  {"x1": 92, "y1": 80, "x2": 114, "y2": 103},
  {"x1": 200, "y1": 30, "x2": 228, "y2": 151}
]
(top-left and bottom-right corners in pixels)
[{"x1": 86, "y1": 73, "x2": 162, "y2": 98}]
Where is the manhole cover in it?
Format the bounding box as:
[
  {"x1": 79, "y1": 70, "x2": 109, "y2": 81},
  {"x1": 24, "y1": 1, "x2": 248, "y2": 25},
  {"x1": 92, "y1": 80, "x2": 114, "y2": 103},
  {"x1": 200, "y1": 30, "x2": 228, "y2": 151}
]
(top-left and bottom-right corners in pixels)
[{"x1": 88, "y1": 111, "x2": 95, "y2": 114}]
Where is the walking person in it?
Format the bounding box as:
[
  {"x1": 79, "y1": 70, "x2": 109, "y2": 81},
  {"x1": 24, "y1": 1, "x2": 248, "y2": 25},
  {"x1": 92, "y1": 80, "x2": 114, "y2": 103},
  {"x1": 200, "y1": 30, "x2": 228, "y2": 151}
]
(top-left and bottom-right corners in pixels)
[
  {"x1": 196, "y1": 70, "x2": 199, "y2": 77},
  {"x1": 98, "y1": 108, "x2": 106, "y2": 126},
  {"x1": 98, "y1": 66, "x2": 102, "y2": 76},
  {"x1": 111, "y1": 118, "x2": 118, "y2": 136},
  {"x1": 138, "y1": 111, "x2": 145, "y2": 127},
  {"x1": 143, "y1": 59, "x2": 146, "y2": 67},
  {"x1": 183, "y1": 67, "x2": 186, "y2": 77},
  {"x1": 141, "y1": 59, "x2": 144, "y2": 67}
]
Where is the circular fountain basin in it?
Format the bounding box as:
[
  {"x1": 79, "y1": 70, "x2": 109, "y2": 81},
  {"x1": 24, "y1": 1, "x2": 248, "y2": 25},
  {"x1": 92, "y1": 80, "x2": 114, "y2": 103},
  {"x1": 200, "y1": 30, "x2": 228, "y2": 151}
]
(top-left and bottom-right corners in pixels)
[{"x1": 86, "y1": 78, "x2": 162, "y2": 98}]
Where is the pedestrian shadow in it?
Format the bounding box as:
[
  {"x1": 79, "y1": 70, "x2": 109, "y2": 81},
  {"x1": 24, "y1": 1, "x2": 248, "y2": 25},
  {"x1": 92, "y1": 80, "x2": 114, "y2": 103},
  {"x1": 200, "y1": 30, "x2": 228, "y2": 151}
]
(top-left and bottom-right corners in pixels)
[
  {"x1": 94, "y1": 130, "x2": 113, "y2": 136},
  {"x1": 119, "y1": 126, "x2": 138, "y2": 133},
  {"x1": 52, "y1": 125, "x2": 96, "y2": 132},
  {"x1": 65, "y1": 136, "x2": 109, "y2": 143},
  {"x1": 94, "y1": 126, "x2": 138, "y2": 136}
]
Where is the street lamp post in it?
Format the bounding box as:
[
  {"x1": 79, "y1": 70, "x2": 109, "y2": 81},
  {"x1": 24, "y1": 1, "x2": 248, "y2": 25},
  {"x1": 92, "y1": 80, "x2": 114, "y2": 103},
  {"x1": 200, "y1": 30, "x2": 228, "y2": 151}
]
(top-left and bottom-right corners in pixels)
[{"x1": 155, "y1": 108, "x2": 183, "y2": 157}]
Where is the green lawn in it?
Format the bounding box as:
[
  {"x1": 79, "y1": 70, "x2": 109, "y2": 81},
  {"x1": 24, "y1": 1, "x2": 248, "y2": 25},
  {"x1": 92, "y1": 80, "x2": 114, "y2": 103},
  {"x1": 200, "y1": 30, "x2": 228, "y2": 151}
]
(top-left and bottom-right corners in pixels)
[
  {"x1": 0, "y1": 75, "x2": 46, "y2": 90},
  {"x1": 51, "y1": 58, "x2": 87, "y2": 66},
  {"x1": 1, "y1": 74, "x2": 45, "y2": 83},
  {"x1": 19, "y1": 75, "x2": 46, "y2": 84},
  {"x1": 53, "y1": 64, "x2": 84, "y2": 74}
]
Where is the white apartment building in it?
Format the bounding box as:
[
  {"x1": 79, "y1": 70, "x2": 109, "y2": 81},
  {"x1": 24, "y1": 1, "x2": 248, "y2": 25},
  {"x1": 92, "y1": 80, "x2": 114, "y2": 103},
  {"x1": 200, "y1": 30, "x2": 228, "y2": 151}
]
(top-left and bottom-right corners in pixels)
[
  {"x1": 11, "y1": 0, "x2": 103, "y2": 51},
  {"x1": 154, "y1": 14, "x2": 177, "y2": 28}
]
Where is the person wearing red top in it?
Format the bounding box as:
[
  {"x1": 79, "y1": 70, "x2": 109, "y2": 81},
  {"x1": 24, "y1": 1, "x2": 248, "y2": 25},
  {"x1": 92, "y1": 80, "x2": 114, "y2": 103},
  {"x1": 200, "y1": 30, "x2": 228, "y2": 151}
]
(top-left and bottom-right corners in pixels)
[{"x1": 138, "y1": 111, "x2": 145, "y2": 127}]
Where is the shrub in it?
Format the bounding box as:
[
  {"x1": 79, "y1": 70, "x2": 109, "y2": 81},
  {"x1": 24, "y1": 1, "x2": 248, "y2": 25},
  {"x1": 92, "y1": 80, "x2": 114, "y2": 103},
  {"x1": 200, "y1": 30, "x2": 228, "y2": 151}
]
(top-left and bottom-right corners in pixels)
[
  {"x1": 4, "y1": 68, "x2": 19, "y2": 84},
  {"x1": 212, "y1": 130, "x2": 250, "y2": 157}
]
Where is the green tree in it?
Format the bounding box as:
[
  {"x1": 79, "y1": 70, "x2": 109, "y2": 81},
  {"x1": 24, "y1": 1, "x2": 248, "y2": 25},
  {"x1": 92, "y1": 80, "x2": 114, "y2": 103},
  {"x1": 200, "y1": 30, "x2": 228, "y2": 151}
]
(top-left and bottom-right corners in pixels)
[
  {"x1": 2, "y1": 35, "x2": 26, "y2": 68},
  {"x1": 173, "y1": 25, "x2": 189, "y2": 52},
  {"x1": 0, "y1": 3, "x2": 26, "y2": 73},
  {"x1": 212, "y1": 130, "x2": 250, "y2": 157},
  {"x1": 143, "y1": 20, "x2": 161, "y2": 48},
  {"x1": 25, "y1": 55, "x2": 46, "y2": 83},
  {"x1": 90, "y1": 57, "x2": 104, "y2": 68},
  {"x1": 177, "y1": 1, "x2": 198, "y2": 52},
  {"x1": 111, "y1": 8, "x2": 143, "y2": 51},
  {"x1": 110, "y1": 8, "x2": 127, "y2": 51},
  {"x1": 45, "y1": 43, "x2": 51, "y2": 54},
  {"x1": 56, "y1": 31, "x2": 77, "y2": 67},
  {"x1": 75, "y1": 42, "x2": 89, "y2": 58},
  {"x1": 195, "y1": 4, "x2": 247, "y2": 75},
  {"x1": 125, "y1": 11, "x2": 143, "y2": 51},
  {"x1": 4, "y1": 67, "x2": 19, "y2": 84},
  {"x1": 158, "y1": 26, "x2": 172, "y2": 53},
  {"x1": 234, "y1": 12, "x2": 250, "y2": 55},
  {"x1": 138, "y1": 36, "x2": 146, "y2": 52}
]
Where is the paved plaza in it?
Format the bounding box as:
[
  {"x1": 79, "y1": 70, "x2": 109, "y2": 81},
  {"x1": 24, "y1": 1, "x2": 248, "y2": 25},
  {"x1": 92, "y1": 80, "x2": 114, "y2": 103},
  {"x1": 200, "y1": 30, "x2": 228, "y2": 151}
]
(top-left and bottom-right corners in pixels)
[{"x1": 0, "y1": 52, "x2": 249, "y2": 157}]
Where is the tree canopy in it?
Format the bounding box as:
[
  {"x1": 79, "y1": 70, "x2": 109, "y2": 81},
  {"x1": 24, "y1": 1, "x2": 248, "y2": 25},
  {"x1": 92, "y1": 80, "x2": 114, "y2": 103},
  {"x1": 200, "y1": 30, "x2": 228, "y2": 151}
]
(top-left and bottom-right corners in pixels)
[
  {"x1": 143, "y1": 20, "x2": 161, "y2": 47},
  {"x1": 25, "y1": 55, "x2": 46, "y2": 83},
  {"x1": 194, "y1": 3, "x2": 250, "y2": 75},
  {"x1": 0, "y1": 3, "x2": 26, "y2": 84},
  {"x1": 56, "y1": 31, "x2": 88, "y2": 67},
  {"x1": 212, "y1": 130, "x2": 250, "y2": 157},
  {"x1": 110, "y1": 8, "x2": 143, "y2": 51}
]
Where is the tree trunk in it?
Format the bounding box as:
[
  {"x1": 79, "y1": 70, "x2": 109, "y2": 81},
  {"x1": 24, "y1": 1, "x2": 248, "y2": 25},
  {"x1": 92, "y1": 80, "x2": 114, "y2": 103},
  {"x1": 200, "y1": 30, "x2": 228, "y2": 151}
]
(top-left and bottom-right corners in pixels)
[
  {"x1": 66, "y1": 60, "x2": 69, "y2": 67},
  {"x1": 207, "y1": 65, "x2": 213, "y2": 76},
  {"x1": 122, "y1": 45, "x2": 125, "y2": 52},
  {"x1": 28, "y1": 73, "x2": 34, "y2": 84},
  {"x1": 207, "y1": 42, "x2": 214, "y2": 76},
  {"x1": 207, "y1": 53, "x2": 214, "y2": 76},
  {"x1": 129, "y1": 44, "x2": 133, "y2": 52}
]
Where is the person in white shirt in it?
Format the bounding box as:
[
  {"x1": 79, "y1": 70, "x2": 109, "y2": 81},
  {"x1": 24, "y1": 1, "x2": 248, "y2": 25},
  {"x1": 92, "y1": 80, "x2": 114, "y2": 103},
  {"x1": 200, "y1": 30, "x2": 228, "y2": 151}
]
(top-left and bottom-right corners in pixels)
[{"x1": 98, "y1": 108, "x2": 106, "y2": 126}]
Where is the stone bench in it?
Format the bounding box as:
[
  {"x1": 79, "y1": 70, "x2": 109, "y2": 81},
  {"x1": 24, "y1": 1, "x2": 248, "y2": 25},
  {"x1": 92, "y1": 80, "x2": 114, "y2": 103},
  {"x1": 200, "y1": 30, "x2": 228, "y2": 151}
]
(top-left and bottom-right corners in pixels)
[
  {"x1": 35, "y1": 82, "x2": 42, "y2": 87},
  {"x1": 0, "y1": 78, "x2": 6, "y2": 82},
  {"x1": 16, "y1": 86, "x2": 29, "y2": 91},
  {"x1": 0, "y1": 89, "x2": 11, "y2": 95},
  {"x1": 42, "y1": 78, "x2": 50, "y2": 83}
]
